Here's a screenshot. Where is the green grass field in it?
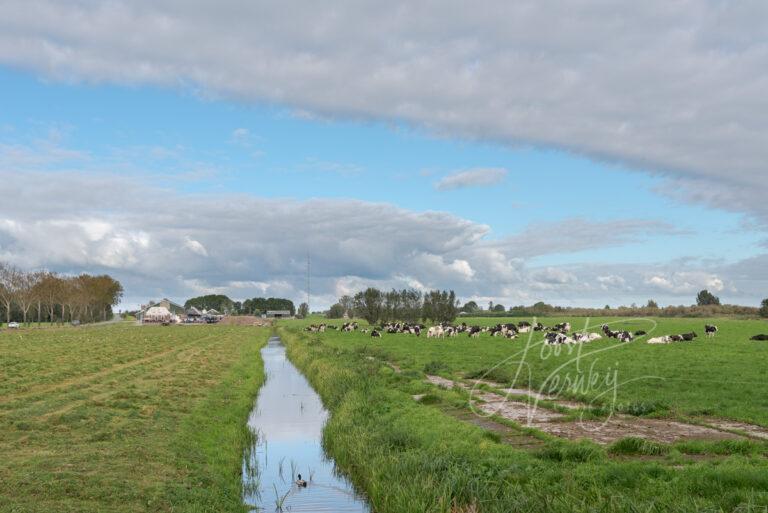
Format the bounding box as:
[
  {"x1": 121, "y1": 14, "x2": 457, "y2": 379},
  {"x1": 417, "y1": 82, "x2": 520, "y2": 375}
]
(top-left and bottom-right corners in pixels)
[
  {"x1": 3, "y1": 317, "x2": 767, "y2": 512},
  {"x1": 0, "y1": 323, "x2": 269, "y2": 513},
  {"x1": 277, "y1": 316, "x2": 768, "y2": 512},
  {"x1": 289, "y1": 316, "x2": 768, "y2": 426}
]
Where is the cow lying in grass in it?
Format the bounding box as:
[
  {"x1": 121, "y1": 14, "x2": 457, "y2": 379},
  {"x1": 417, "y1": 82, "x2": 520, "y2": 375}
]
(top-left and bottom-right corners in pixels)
[
  {"x1": 342, "y1": 322, "x2": 359, "y2": 332},
  {"x1": 572, "y1": 332, "x2": 602, "y2": 343},
  {"x1": 648, "y1": 332, "x2": 697, "y2": 344},
  {"x1": 601, "y1": 324, "x2": 633, "y2": 342},
  {"x1": 545, "y1": 332, "x2": 575, "y2": 345},
  {"x1": 751, "y1": 334, "x2": 768, "y2": 341}
]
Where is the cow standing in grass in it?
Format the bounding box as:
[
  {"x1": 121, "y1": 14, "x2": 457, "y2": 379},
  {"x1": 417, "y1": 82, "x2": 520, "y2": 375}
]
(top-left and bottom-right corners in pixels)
[{"x1": 705, "y1": 325, "x2": 718, "y2": 338}]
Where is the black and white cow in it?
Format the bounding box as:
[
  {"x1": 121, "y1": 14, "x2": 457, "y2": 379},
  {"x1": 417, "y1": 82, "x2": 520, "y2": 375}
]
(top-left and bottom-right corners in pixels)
[
  {"x1": 370, "y1": 330, "x2": 382, "y2": 338},
  {"x1": 705, "y1": 325, "x2": 718, "y2": 338},
  {"x1": 467, "y1": 326, "x2": 482, "y2": 338},
  {"x1": 545, "y1": 332, "x2": 575, "y2": 345},
  {"x1": 342, "y1": 322, "x2": 359, "y2": 332},
  {"x1": 668, "y1": 332, "x2": 697, "y2": 342}
]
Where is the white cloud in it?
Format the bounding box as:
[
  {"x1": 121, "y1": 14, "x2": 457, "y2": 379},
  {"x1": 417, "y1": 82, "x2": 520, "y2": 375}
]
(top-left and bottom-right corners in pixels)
[
  {"x1": 645, "y1": 272, "x2": 725, "y2": 294},
  {"x1": 184, "y1": 237, "x2": 208, "y2": 257},
  {"x1": 532, "y1": 267, "x2": 578, "y2": 286},
  {"x1": 232, "y1": 128, "x2": 250, "y2": 141},
  {"x1": 434, "y1": 168, "x2": 507, "y2": 191},
  {"x1": 597, "y1": 275, "x2": 626, "y2": 288},
  {"x1": 1, "y1": 0, "x2": 766, "y2": 224},
  {"x1": 0, "y1": 167, "x2": 763, "y2": 309}
]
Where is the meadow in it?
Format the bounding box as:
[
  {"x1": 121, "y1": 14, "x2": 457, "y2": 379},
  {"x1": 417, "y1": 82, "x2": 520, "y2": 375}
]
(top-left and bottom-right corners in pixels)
[
  {"x1": 0, "y1": 323, "x2": 269, "y2": 513},
  {"x1": 278, "y1": 315, "x2": 768, "y2": 513}
]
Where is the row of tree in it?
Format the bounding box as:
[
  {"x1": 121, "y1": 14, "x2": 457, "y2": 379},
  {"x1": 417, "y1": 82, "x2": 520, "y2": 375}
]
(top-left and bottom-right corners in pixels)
[
  {"x1": 241, "y1": 297, "x2": 296, "y2": 316},
  {"x1": 184, "y1": 294, "x2": 235, "y2": 313},
  {"x1": 327, "y1": 288, "x2": 768, "y2": 321},
  {"x1": 458, "y1": 291, "x2": 767, "y2": 318},
  {"x1": 326, "y1": 288, "x2": 459, "y2": 324},
  {"x1": 0, "y1": 262, "x2": 123, "y2": 325},
  {"x1": 184, "y1": 294, "x2": 297, "y2": 316}
]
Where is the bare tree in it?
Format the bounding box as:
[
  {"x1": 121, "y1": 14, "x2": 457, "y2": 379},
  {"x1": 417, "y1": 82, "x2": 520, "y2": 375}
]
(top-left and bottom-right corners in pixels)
[
  {"x1": 16, "y1": 271, "x2": 40, "y2": 325},
  {"x1": 0, "y1": 263, "x2": 21, "y2": 325},
  {"x1": 34, "y1": 271, "x2": 60, "y2": 325}
]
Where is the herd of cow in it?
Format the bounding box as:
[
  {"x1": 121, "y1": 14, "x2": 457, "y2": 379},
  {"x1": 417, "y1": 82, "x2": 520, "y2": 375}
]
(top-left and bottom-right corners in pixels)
[{"x1": 304, "y1": 321, "x2": 768, "y2": 344}]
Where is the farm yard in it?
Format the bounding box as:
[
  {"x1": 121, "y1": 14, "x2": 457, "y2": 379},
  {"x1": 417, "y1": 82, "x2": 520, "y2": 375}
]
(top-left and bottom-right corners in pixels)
[
  {"x1": 277, "y1": 315, "x2": 768, "y2": 513},
  {"x1": 0, "y1": 323, "x2": 268, "y2": 513}
]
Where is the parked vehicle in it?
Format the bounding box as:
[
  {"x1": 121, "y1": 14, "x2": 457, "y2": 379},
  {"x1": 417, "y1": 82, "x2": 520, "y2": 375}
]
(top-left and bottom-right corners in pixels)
[{"x1": 8, "y1": 322, "x2": 20, "y2": 329}]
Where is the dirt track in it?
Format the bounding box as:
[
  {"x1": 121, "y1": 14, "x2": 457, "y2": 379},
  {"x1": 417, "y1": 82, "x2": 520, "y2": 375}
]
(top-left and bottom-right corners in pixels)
[{"x1": 425, "y1": 375, "x2": 762, "y2": 445}]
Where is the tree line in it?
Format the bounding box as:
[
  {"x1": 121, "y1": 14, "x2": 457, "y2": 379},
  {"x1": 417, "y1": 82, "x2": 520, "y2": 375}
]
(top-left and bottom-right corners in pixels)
[
  {"x1": 0, "y1": 262, "x2": 123, "y2": 325},
  {"x1": 327, "y1": 287, "x2": 768, "y2": 322},
  {"x1": 459, "y1": 290, "x2": 768, "y2": 319},
  {"x1": 184, "y1": 295, "x2": 296, "y2": 316},
  {"x1": 326, "y1": 288, "x2": 459, "y2": 324}
]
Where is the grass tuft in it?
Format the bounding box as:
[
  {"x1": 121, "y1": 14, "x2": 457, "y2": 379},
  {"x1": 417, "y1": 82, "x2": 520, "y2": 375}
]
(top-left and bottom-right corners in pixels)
[{"x1": 609, "y1": 437, "x2": 670, "y2": 456}]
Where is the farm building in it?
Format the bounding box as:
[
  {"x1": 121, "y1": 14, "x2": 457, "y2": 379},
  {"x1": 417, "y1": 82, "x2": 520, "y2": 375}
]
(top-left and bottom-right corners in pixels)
[
  {"x1": 186, "y1": 306, "x2": 203, "y2": 320},
  {"x1": 139, "y1": 298, "x2": 185, "y2": 323},
  {"x1": 143, "y1": 306, "x2": 173, "y2": 323}
]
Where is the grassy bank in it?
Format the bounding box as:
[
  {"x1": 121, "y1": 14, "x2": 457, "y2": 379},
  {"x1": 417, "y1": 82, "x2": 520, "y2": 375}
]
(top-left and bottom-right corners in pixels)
[
  {"x1": 0, "y1": 324, "x2": 268, "y2": 512},
  {"x1": 278, "y1": 324, "x2": 768, "y2": 513}
]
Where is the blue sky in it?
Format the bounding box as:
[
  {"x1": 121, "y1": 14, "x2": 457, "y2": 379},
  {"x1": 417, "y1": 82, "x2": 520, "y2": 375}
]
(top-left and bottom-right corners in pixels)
[
  {"x1": 2, "y1": 67, "x2": 761, "y2": 260},
  {"x1": 1, "y1": 1, "x2": 766, "y2": 309}
]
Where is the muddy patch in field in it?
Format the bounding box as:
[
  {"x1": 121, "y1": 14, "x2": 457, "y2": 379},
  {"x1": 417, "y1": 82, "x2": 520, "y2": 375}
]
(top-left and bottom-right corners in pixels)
[
  {"x1": 468, "y1": 379, "x2": 586, "y2": 410},
  {"x1": 541, "y1": 418, "x2": 740, "y2": 445},
  {"x1": 425, "y1": 375, "x2": 745, "y2": 445},
  {"x1": 469, "y1": 379, "x2": 554, "y2": 401},
  {"x1": 703, "y1": 419, "x2": 768, "y2": 440},
  {"x1": 441, "y1": 406, "x2": 545, "y2": 450}
]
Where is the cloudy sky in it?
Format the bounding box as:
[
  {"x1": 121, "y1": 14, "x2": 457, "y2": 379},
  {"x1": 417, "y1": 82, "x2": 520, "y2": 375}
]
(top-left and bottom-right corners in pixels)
[{"x1": 1, "y1": 0, "x2": 767, "y2": 310}]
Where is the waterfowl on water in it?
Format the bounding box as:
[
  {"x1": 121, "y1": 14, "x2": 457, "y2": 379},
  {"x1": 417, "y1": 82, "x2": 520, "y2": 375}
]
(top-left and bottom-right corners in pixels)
[{"x1": 296, "y1": 474, "x2": 307, "y2": 487}]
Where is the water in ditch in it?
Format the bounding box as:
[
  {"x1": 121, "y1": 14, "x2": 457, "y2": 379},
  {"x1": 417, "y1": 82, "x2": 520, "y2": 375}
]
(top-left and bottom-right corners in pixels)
[{"x1": 243, "y1": 336, "x2": 370, "y2": 512}]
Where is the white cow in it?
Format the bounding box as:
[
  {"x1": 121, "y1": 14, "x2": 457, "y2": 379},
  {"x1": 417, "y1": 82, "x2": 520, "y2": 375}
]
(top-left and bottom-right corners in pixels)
[{"x1": 427, "y1": 326, "x2": 444, "y2": 338}]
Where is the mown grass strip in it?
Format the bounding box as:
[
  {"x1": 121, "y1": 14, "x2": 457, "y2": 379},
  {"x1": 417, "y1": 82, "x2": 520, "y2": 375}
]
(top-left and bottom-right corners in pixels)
[
  {"x1": 161, "y1": 329, "x2": 267, "y2": 512},
  {"x1": 0, "y1": 325, "x2": 269, "y2": 513}
]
